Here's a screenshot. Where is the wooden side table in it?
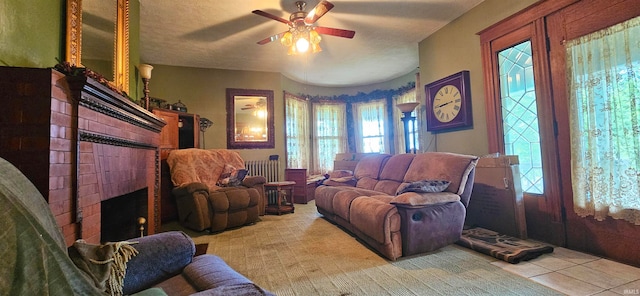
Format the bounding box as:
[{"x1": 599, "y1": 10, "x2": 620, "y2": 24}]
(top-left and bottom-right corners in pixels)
[{"x1": 264, "y1": 181, "x2": 295, "y2": 215}]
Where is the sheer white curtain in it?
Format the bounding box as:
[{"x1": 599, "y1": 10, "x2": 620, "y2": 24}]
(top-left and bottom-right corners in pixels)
[
  {"x1": 353, "y1": 99, "x2": 388, "y2": 153},
  {"x1": 285, "y1": 92, "x2": 310, "y2": 169},
  {"x1": 567, "y1": 16, "x2": 640, "y2": 225},
  {"x1": 393, "y1": 88, "x2": 418, "y2": 154},
  {"x1": 312, "y1": 102, "x2": 347, "y2": 174}
]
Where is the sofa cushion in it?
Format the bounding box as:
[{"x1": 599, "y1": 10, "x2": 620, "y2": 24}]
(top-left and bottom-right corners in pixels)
[
  {"x1": 356, "y1": 177, "x2": 379, "y2": 190},
  {"x1": 354, "y1": 154, "x2": 390, "y2": 180},
  {"x1": 332, "y1": 190, "x2": 367, "y2": 222},
  {"x1": 404, "y1": 152, "x2": 478, "y2": 195},
  {"x1": 391, "y1": 192, "x2": 460, "y2": 207},
  {"x1": 378, "y1": 154, "x2": 415, "y2": 182},
  {"x1": 349, "y1": 196, "x2": 400, "y2": 245},
  {"x1": 373, "y1": 180, "x2": 404, "y2": 196}
]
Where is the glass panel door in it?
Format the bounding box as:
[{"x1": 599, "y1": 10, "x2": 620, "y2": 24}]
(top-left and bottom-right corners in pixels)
[{"x1": 498, "y1": 41, "x2": 544, "y2": 194}]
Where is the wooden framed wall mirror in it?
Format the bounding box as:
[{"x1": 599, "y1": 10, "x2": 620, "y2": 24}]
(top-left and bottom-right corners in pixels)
[
  {"x1": 226, "y1": 88, "x2": 275, "y2": 149},
  {"x1": 65, "y1": 0, "x2": 129, "y2": 94}
]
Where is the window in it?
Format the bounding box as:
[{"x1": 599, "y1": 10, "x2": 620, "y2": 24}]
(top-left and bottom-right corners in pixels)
[
  {"x1": 353, "y1": 99, "x2": 387, "y2": 153},
  {"x1": 285, "y1": 93, "x2": 310, "y2": 169},
  {"x1": 567, "y1": 16, "x2": 640, "y2": 224},
  {"x1": 312, "y1": 103, "x2": 347, "y2": 174}
]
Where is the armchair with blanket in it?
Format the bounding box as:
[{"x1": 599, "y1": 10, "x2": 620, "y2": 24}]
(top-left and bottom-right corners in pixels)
[
  {"x1": 166, "y1": 149, "x2": 267, "y2": 232},
  {"x1": 0, "y1": 156, "x2": 273, "y2": 296}
]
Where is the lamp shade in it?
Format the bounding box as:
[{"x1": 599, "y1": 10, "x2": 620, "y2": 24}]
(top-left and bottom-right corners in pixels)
[
  {"x1": 396, "y1": 102, "x2": 420, "y2": 113},
  {"x1": 139, "y1": 64, "x2": 154, "y2": 79}
]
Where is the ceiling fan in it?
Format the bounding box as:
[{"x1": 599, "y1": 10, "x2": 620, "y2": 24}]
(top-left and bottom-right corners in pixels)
[
  {"x1": 252, "y1": 0, "x2": 356, "y2": 54},
  {"x1": 241, "y1": 98, "x2": 266, "y2": 110}
]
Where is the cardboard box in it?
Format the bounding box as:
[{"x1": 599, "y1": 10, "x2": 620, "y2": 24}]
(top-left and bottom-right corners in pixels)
[
  {"x1": 333, "y1": 160, "x2": 359, "y2": 172},
  {"x1": 333, "y1": 153, "x2": 379, "y2": 172},
  {"x1": 465, "y1": 155, "x2": 527, "y2": 238}
]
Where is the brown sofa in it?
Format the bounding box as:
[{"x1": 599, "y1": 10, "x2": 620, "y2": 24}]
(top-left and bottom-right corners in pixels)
[
  {"x1": 167, "y1": 149, "x2": 267, "y2": 232},
  {"x1": 316, "y1": 152, "x2": 478, "y2": 260}
]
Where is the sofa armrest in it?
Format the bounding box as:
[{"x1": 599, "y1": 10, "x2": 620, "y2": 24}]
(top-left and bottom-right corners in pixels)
[
  {"x1": 391, "y1": 192, "x2": 460, "y2": 207},
  {"x1": 242, "y1": 175, "x2": 266, "y2": 187},
  {"x1": 172, "y1": 182, "x2": 210, "y2": 197},
  {"x1": 186, "y1": 255, "x2": 275, "y2": 295},
  {"x1": 122, "y1": 231, "x2": 196, "y2": 295}
]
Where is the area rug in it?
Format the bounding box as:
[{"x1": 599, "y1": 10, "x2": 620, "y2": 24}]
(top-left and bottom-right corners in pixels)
[
  {"x1": 456, "y1": 226, "x2": 554, "y2": 264},
  {"x1": 164, "y1": 202, "x2": 562, "y2": 295}
]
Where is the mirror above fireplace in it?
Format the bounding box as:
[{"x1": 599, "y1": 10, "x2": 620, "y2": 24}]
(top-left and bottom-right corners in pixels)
[{"x1": 65, "y1": 0, "x2": 130, "y2": 94}]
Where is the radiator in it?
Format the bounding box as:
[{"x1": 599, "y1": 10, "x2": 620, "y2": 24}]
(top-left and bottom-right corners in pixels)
[{"x1": 245, "y1": 159, "x2": 280, "y2": 183}]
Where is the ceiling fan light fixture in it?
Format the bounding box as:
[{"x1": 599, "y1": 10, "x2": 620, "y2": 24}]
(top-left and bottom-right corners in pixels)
[
  {"x1": 254, "y1": 1, "x2": 354, "y2": 55},
  {"x1": 310, "y1": 29, "x2": 321, "y2": 44},
  {"x1": 281, "y1": 31, "x2": 293, "y2": 47},
  {"x1": 295, "y1": 36, "x2": 310, "y2": 53},
  {"x1": 312, "y1": 42, "x2": 322, "y2": 53}
]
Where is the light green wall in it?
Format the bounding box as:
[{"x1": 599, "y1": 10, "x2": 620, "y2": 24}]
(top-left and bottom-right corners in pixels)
[
  {"x1": 0, "y1": 0, "x2": 64, "y2": 67},
  {"x1": 148, "y1": 65, "x2": 284, "y2": 161},
  {"x1": 418, "y1": 0, "x2": 537, "y2": 155}
]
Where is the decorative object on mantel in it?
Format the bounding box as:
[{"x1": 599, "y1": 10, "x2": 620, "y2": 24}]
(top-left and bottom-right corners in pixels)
[
  {"x1": 149, "y1": 97, "x2": 167, "y2": 109},
  {"x1": 396, "y1": 102, "x2": 419, "y2": 154},
  {"x1": 199, "y1": 117, "x2": 213, "y2": 148},
  {"x1": 170, "y1": 100, "x2": 187, "y2": 112},
  {"x1": 139, "y1": 64, "x2": 154, "y2": 110},
  {"x1": 54, "y1": 61, "x2": 129, "y2": 99}
]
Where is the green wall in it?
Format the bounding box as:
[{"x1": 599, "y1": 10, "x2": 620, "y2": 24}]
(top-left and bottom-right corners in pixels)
[
  {"x1": 148, "y1": 65, "x2": 284, "y2": 161},
  {"x1": 0, "y1": 0, "x2": 64, "y2": 67},
  {"x1": 418, "y1": 0, "x2": 538, "y2": 156}
]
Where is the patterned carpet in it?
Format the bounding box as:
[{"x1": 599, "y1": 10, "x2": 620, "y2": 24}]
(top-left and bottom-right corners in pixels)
[{"x1": 163, "y1": 201, "x2": 562, "y2": 296}]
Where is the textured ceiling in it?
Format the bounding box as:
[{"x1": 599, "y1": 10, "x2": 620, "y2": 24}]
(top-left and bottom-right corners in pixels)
[{"x1": 139, "y1": 0, "x2": 483, "y2": 87}]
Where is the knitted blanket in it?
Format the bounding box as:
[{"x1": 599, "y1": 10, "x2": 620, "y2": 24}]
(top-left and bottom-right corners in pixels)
[{"x1": 69, "y1": 240, "x2": 139, "y2": 295}]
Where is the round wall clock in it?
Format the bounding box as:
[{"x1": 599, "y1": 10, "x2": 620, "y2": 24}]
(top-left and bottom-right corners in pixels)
[{"x1": 425, "y1": 70, "x2": 473, "y2": 132}]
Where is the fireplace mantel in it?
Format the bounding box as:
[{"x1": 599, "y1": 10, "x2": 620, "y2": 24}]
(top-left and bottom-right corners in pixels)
[{"x1": 0, "y1": 67, "x2": 166, "y2": 245}]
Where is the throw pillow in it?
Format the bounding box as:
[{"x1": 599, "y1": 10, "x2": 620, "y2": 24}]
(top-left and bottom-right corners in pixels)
[
  {"x1": 328, "y1": 170, "x2": 353, "y2": 179},
  {"x1": 217, "y1": 164, "x2": 248, "y2": 187},
  {"x1": 396, "y1": 180, "x2": 450, "y2": 195}
]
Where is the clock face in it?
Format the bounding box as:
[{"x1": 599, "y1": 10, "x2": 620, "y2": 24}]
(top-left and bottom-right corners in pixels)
[{"x1": 432, "y1": 84, "x2": 462, "y2": 123}]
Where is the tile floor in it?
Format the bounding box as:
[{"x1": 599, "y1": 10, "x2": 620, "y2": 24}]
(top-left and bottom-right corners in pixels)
[{"x1": 491, "y1": 246, "x2": 640, "y2": 295}]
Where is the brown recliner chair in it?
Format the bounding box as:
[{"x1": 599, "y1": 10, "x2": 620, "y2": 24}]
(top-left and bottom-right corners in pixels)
[{"x1": 167, "y1": 149, "x2": 266, "y2": 232}]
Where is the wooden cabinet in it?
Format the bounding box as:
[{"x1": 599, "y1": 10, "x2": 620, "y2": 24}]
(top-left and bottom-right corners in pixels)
[
  {"x1": 285, "y1": 168, "x2": 316, "y2": 204},
  {"x1": 152, "y1": 108, "x2": 200, "y2": 222}
]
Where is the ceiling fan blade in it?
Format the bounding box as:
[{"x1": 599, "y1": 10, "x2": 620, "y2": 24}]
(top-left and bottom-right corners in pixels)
[
  {"x1": 256, "y1": 31, "x2": 287, "y2": 45},
  {"x1": 315, "y1": 26, "x2": 356, "y2": 39},
  {"x1": 252, "y1": 10, "x2": 291, "y2": 26},
  {"x1": 305, "y1": 0, "x2": 335, "y2": 24}
]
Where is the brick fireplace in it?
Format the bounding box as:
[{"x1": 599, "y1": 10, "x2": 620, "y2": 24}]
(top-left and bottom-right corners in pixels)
[{"x1": 0, "y1": 67, "x2": 165, "y2": 246}]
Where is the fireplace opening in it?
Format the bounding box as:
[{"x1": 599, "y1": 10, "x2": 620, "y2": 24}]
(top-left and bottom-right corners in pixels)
[{"x1": 101, "y1": 188, "x2": 148, "y2": 243}]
